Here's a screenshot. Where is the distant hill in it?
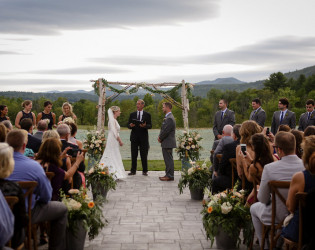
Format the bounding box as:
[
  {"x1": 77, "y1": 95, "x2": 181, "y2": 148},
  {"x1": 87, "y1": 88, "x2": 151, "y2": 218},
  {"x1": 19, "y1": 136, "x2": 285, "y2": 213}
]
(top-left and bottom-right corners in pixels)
[{"x1": 0, "y1": 65, "x2": 314, "y2": 101}]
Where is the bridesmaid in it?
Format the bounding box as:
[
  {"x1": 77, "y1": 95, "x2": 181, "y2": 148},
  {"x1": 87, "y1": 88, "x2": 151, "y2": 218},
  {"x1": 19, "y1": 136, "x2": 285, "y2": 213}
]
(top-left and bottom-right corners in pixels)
[
  {"x1": 58, "y1": 102, "x2": 77, "y2": 123},
  {"x1": 36, "y1": 101, "x2": 56, "y2": 130},
  {"x1": 15, "y1": 100, "x2": 36, "y2": 129},
  {"x1": 0, "y1": 105, "x2": 10, "y2": 122}
]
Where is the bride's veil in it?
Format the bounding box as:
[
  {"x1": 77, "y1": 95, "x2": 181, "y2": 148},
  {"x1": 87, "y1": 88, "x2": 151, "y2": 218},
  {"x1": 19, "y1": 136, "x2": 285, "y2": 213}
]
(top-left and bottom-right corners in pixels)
[{"x1": 108, "y1": 108, "x2": 114, "y2": 122}]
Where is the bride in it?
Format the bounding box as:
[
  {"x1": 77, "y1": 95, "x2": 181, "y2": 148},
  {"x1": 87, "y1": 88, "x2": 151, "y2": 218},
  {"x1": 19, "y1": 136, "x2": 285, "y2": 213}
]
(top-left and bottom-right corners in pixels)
[{"x1": 99, "y1": 106, "x2": 127, "y2": 179}]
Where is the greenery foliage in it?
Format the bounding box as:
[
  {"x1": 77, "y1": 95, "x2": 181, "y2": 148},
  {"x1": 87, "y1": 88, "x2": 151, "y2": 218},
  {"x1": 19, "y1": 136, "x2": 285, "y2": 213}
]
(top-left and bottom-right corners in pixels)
[
  {"x1": 178, "y1": 160, "x2": 212, "y2": 193},
  {"x1": 60, "y1": 187, "x2": 106, "y2": 240},
  {"x1": 86, "y1": 163, "x2": 117, "y2": 191},
  {"x1": 201, "y1": 185, "x2": 253, "y2": 247}
]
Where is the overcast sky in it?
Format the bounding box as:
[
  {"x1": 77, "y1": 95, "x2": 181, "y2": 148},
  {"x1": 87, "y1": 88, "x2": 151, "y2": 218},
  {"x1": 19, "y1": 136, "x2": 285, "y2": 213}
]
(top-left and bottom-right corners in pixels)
[{"x1": 0, "y1": 0, "x2": 314, "y2": 92}]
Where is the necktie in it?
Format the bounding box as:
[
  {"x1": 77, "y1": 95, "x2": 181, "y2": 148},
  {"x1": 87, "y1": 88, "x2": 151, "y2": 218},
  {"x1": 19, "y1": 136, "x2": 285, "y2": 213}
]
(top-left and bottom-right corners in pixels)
[
  {"x1": 280, "y1": 111, "x2": 284, "y2": 124},
  {"x1": 308, "y1": 112, "x2": 311, "y2": 120},
  {"x1": 221, "y1": 111, "x2": 224, "y2": 121},
  {"x1": 137, "y1": 111, "x2": 140, "y2": 120},
  {"x1": 251, "y1": 110, "x2": 256, "y2": 119}
]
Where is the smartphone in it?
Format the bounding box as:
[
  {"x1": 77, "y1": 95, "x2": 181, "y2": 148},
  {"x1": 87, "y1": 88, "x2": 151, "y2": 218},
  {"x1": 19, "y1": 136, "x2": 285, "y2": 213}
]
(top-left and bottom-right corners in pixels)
[
  {"x1": 266, "y1": 127, "x2": 270, "y2": 136},
  {"x1": 241, "y1": 144, "x2": 247, "y2": 155}
]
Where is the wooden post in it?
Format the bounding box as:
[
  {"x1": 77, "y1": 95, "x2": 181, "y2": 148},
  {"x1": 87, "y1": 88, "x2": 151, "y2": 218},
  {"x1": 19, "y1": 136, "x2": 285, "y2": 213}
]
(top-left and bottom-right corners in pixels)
[
  {"x1": 97, "y1": 78, "x2": 106, "y2": 132},
  {"x1": 181, "y1": 80, "x2": 189, "y2": 131}
]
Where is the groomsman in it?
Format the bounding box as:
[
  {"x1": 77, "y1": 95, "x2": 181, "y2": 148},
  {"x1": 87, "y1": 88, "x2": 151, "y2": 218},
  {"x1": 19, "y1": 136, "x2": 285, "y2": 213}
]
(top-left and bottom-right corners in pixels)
[
  {"x1": 249, "y1": 98, "x2": 266, "y2": 128},
  {"x1": 213, "y1": 99, "x2": 235, "y2": 140},
  {"x1": 158, "y1": 102, "x2": 176, "y2": 181},
  {"x1": 298, "y1": 99, "x2": 315, "y2": 131},
  {"x1": 271, "y1": 98, "x2": 296, "y2": 135}
]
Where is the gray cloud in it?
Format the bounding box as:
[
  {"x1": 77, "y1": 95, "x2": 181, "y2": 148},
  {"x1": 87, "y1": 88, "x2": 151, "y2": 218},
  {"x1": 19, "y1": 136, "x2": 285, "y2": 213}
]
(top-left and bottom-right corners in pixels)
[
  {"x1": 0, "y1": 50, "x2": 21, "y2": 55},
  {"x1": 0, "y1": 0, "x2": 219, "y2": 35}
]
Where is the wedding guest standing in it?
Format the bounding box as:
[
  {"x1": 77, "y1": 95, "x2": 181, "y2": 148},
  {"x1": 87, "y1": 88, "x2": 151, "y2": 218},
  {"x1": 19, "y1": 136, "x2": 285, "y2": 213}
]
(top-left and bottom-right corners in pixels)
[
  {"x1": 213, "y1": 99, "x2": 235, "y2": 140},
  {"x1": 15, "y1": 100, "x2": 36, "y2": 129},
  {"x1": 249, "y1": 98, "x2": 266, "y2": 128},
  {"x1": 0, "y1": 105, "x2": 10, "y2": 122},
  {"x1": 36, "y1": 101, "x2": 56, "y2": 130},
  {"x1": 271, "y1": 98, "x2": 296, "y2": 135},
  {"x1": 158, "y1": 102, "x2": 176, "y2": 181},
  {"x1": 58, "y1": 102, "x2": 77, "y2": 123},
  {"x1": 298, "y1": 99, "x2": 315, "y2": 132},
  {"x1": 127, "y1": 99, "x2": 152, "y2": 176}
]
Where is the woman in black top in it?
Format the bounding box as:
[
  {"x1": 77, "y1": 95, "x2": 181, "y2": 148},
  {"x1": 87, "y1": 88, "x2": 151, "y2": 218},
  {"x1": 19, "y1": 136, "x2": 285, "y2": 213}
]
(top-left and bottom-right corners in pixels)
[
  {"x1": 36, "y1": 101, "x2": 56, "y2": 130},
  {"x1": 0, "y1": 105, "x2": 10, "y2": 122},
  {"x1": 15, "y1": 100, "x2": 36, "y2": 129},
  {"x1": 58, "y1": 102, "x2": 77, "y2": 123}
]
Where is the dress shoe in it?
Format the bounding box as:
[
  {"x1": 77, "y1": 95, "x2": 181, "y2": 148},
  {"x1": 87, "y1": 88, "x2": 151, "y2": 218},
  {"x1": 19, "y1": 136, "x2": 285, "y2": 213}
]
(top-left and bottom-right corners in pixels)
[
  {"x1": 128, "y1": 172, "x2": 136, "y2": 176},
  {"x1": 142, "y1": 172, "x2": 148, "y2": 176},
  {"x1": 159, "y1": 176, "x2": 174, "y2": 181}
]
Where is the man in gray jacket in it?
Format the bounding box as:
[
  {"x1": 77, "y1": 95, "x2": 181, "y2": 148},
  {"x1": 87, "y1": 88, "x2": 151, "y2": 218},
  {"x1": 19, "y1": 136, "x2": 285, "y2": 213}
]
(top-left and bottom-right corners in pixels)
[
  {"x1": 249, "y1": 98, "x2": 266, "y2": 128},
  {"x1": 298, "y1": 99, "x2": 315, "y2": 131},
  {"x1": 158, "y1": 102, "x2": 176, "y2": 181},
  {"x1": 271, "y1": 98, "x2": 296, "y2": 135},
  {"x1": 250, "y1": 132, "x2": 304, "y2": 247},
  {"x1": 213, "y1": 99, "x2": 235, "y2": 140}
]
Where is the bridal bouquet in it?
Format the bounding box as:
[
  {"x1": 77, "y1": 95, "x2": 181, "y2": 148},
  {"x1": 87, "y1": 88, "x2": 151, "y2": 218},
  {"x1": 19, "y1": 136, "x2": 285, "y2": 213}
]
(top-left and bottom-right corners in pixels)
[
  {"x1": 176, "y1": 130, "x2": 202, "y2": 161},
  {"x1": 60, "y1": 187, "x2": 106, "y2": 240},
  {"x1": 83, "y1": 130, "x2": 106, "y2": 159}
]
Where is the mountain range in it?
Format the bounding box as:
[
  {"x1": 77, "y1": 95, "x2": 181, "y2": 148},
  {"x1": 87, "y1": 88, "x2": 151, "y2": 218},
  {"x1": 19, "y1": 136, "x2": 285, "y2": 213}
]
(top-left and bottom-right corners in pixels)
[{"x1": 1, "y1": 65, "x2": 315, "y2": 102}]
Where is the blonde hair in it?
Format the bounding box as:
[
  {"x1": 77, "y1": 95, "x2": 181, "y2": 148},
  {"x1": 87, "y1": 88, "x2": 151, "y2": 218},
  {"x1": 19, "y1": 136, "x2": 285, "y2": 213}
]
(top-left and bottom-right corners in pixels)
[
  {"x1": 0, "y1": 142, "x2": 15, "y2": 178},
  {"x1": 0, "y1": 123, "x2": 7, "y2": 142},
  {"x1": 110, "y1": 106, "x2": 120, "y2": 113},
  {"x1": 42, "y1": 130, "x2": 60, "y2": 143},
  {"x1": 62, "y1": 102, "x2": 74, "y2": 116},
  {"x1": 22, "y1": 100, "x2": 32, "y2": 108},
  {"x1": 302, "y1": 135, "x2": 315, "y2": 173}
]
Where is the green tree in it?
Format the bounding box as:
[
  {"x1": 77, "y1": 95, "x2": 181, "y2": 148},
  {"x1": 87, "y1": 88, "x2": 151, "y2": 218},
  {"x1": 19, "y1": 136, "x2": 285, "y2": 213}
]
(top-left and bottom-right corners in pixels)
[{"x1": 264, "y1": 72, "x2": 288, "y2": 93}]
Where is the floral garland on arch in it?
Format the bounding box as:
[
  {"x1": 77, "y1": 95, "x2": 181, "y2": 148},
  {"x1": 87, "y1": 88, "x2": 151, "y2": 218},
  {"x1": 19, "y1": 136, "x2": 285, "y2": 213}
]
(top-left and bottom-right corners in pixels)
[{"x1": 92, "y1": 78, "x2": 194, "y2": 98}]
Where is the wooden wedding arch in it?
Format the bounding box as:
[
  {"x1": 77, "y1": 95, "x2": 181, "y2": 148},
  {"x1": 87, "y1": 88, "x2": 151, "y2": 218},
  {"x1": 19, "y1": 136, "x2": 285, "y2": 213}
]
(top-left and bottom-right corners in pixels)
[{"x1": 90, "y1": 78, "x2": 191, "y2": 131}]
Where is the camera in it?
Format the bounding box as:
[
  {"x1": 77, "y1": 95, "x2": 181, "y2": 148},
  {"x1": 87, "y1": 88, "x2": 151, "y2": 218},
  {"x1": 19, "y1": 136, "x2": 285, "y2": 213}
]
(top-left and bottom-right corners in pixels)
[
  {"x1": 241, "y1": 144, "x2": 247, "y2": 156},
  {"x1": 266, "y1": 127, "x2": 270, "y2": 136},
  {"x1": 67, "y1": 148, "x2": 81, "y2": 157}
]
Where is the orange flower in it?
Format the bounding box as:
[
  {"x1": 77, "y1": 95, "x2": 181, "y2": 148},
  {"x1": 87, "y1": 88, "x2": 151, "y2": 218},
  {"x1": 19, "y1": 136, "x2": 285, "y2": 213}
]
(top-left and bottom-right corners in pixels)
[
  {"x1": 101, "y1": 171, "x2": 106, "y2": 175},
  {"x1": 231, "y1": 195, "x2": 236, "y2": 198},
  {"x1": 88, "y1": 202, "x2": 95, "y2": 208},
  {"x1": 207, "y1": 206, "x2": 213, "y2": 213}
]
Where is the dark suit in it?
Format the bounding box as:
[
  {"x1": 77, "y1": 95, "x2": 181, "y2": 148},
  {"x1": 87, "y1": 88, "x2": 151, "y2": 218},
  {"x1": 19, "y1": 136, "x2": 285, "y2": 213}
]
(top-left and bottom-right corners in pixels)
[
  {"x1": 159, "y1": 113, "x2": 176, "y2": 178},
  {"x1": 213, "y1": 109, "x2": 235, "y2": 140},
  {"x1": 298, "y1": 111, "x2": 315, "y2": 131},
  {"x1": 60, "y1": 140, "x2": 85, "y2": 190},
  {"x1": 249, "y1": 107, "x2": 266, "y2": 127},
  {"x1": 212, "y1": 139, "x2": 239, "y2": 194},
  {"x1": 27, "y1": 134, "x2": 41, "y2": 153},
  {"x1": 127, "y1": 111, "x2": 152, "y2": 174},
  {"x1": 271, "y1": 110, "x2": 296, "y2": 135}
]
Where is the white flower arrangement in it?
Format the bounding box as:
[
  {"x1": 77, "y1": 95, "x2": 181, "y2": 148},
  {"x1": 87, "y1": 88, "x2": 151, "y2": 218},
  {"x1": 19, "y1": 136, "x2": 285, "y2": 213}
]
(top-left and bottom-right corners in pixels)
[
  {"x1": 83, "y1": 130, "x2": 106, "y2": 159},
  {"x1": 176, "y1": 130, "x2": 203, "y2": 161}
]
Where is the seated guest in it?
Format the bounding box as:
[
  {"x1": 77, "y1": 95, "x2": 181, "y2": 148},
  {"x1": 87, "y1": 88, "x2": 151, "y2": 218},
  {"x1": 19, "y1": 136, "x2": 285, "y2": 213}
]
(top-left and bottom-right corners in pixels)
[
  {"x1": 20, "y1": 118, "x2": 41, "y2": 153},
  {"x1": 282, "y1": 135, "x2": 315, "y2": 244},
  {"x1": 278, "y1": 124, "x2": 291, "y2": 132},
  {"x1": 1, "y1": 120, "x2": 13, "y2": 132},
  {"x1": 212, "y1": 125, "x2": 233, "y2": 176},
  {"x1": 304, "y1": 125, "x2": 315, "y2": 137},
  {"x1": 6, "y1": 129, "x2": 68, "y2": 250},
  {"x1": 57, "y1": 124, "x2": 85, "y2": 189},
  {"x1": 212, "y1": 124, "x2": 241, "y2": 193},
  {"x1": 0, "y1": 190, "x2": 14, "y2": 248},
  {"x1": 36, "y1": 138, "x2": 84, "y2": 201},
  {"x1": 239, "y1": 133, "x2": 278, "y2": 205},
  {"x1": 63, "y1": 120, "x2": 83, "y2": 148},
  {"x1": 0, "y1": 142, "x2": 27, "y2": 248},
  {"x1": 42, "y1": 130, "x2": 60, "y2": 143},
  {"x1": 236, "y1": 120, "x2": 261, "y2": 182},
  {"x1": 33, "y1": 120, "x2": 48, "y2": 141},
  {"x1": 0, "y1": 123, "x2": 6, "y2": 142},
  {"x1": 250, "y1": 132, "x2": 305, "y2": 247},
  {"x1": 291, "y1": 130, "x2": 303, "y2": 158}
]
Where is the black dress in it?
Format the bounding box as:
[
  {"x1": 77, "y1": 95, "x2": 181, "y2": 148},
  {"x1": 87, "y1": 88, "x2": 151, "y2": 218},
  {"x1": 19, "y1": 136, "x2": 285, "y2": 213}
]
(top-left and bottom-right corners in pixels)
[
  {"x1": 41, "y1": 112, "x2": 54, "y2": 130},
  {"x1": 20, "y1": 110, "x2": 33, "y2": 122},
  {"x1": 0, "y1": 116, "x2": 9, "y2": 122}
]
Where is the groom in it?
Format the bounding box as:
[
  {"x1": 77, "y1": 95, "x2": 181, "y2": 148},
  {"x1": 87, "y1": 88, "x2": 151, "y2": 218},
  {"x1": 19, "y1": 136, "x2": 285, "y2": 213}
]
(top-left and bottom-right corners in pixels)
[{"x1": 127, "y1": 99, "x2": 152, "y2": 176}]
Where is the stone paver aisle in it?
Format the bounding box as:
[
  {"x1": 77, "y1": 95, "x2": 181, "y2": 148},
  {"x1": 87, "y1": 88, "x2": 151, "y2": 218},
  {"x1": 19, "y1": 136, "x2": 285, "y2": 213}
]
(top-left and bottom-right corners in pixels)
[{"x1": 84, "y1": 171, "x2": 212, "y2": 250}]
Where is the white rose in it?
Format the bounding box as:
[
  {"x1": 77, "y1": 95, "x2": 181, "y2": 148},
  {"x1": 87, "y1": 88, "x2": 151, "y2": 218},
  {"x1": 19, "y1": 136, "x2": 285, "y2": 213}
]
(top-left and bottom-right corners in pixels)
[
  {"x1": 191, "y1": 145, "x2": 195, "y2": 149},
  {"x1": 221, "y1": 202, "x2": 233, "y2": 214},
  {"x1": 183, "y1": 131, "x2": 187, "y2": 134},
  {"x1": 188, "y1": 138, "x2": 193, "y2": 141},
  {"x1": 68, "y1": 199, "x2": 82, "y2": 211},
  {"x1": 186, "y1": 146, "x2": 190, "y2": 150},
  {"x1": 208, "y1": 200, "x2": 216, "y2": 207},
  {"x1": 68, "y1": 189, "x2": 80, "y2": 194},
  {"x1": 187, "y1": 167, "x2": 194, "y2": 175},
  {"x1": 90, "y1": 145, "x2": 94, "y2": 149}
]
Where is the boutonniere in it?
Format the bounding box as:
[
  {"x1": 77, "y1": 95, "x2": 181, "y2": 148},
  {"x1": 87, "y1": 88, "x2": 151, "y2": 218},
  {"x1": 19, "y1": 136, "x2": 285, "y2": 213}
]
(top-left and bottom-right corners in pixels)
[
  {"x1": 311, "y1": 113, "x2": 314, "y2": 119},
  {"x1": 285, "y1": 113, "x2": 288, "y2": 117},
  {"x1": 224, "y1": 113, "x2": 227, "y2": 117},
  {"x1": 163, "y1": 118, "x2": 166, "y2": 121}
]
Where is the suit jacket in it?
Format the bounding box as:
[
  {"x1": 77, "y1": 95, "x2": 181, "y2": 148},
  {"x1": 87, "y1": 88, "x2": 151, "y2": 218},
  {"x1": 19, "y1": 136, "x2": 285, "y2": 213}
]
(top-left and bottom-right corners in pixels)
[
  {"x1": 159, "y1": 113, "x2": 176, "y2": 148},
  {"x1": 213, "y1": 109, "x2": 235, "y2": 139},
  {"x1": 27, "y1": 134, "x2": 41, "y2": 153},
  {"x1": 127, "y1": 111, "x2": 152, "y2": 142},
  {"x1": 255, "y1": 155, "x2": 304, "y2": 224},
  {"x1": 249, "y1": 107, "x2": 266, "y2": 127},
  {"x1": 213, "y1": 136, "x2": 233, "y2": 172},
  {"x1": 210, "y1": 140, "x2": 220, "y2": 163},
  {"x1": 298, "y1": 111, "x2": 315, "y2": 131},
  {"x1": 271, "y1": 110, "x2": 296, "y2": 135},
  {"x1": 33, "y1": 131, "x2": 44, "y2": 141},
  {"x1": 218, "y1": 139, "x2": 240, "y2": 177}
]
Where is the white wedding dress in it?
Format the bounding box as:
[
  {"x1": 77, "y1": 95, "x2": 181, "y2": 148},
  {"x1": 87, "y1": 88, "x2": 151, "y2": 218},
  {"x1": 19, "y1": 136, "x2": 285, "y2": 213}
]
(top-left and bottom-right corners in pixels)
[{"x1": 99, "y1": 109, "x2": 127, "y2": 179}]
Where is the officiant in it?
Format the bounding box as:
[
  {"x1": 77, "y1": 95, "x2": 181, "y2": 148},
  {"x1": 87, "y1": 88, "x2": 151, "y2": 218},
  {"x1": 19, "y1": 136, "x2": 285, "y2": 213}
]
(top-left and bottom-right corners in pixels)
[{"x1": 127, "y1": 99, "x2": 152, "y2": 176}]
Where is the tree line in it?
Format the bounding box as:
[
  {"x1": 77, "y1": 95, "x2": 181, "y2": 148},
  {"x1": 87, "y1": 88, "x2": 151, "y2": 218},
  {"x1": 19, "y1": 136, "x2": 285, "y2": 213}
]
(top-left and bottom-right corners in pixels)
[{"x1": 1, "y1": 72, "x2": 314, "y2": 129}]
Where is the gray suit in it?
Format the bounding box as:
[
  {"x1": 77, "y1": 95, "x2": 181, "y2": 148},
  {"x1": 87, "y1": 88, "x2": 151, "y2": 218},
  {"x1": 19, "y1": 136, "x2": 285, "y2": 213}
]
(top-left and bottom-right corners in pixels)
[
  {"x1": 213, "y1": 109, "x2": 235, "y2": 139},
  {"x1": 298, "y1": 111, "x2": 315, "y2": 131},
  {"x1": 33, "y1": 131, "x2": 44, "y2": 141},
  {"x1": 159, "y1": 113, "x2": 176, "y2": 178},
  {"x1": 213, "y1": 136, "x2": 233, "y2": 172},
  {"x1": 271, "y1": 110, "x2": 296, "y2": 135},
  {"x1": 249, "y1": 107, "x2": 266, "y2": 127},
  {"x1": 250, "y1": 155, "x2": 304, "y2": 245}
]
